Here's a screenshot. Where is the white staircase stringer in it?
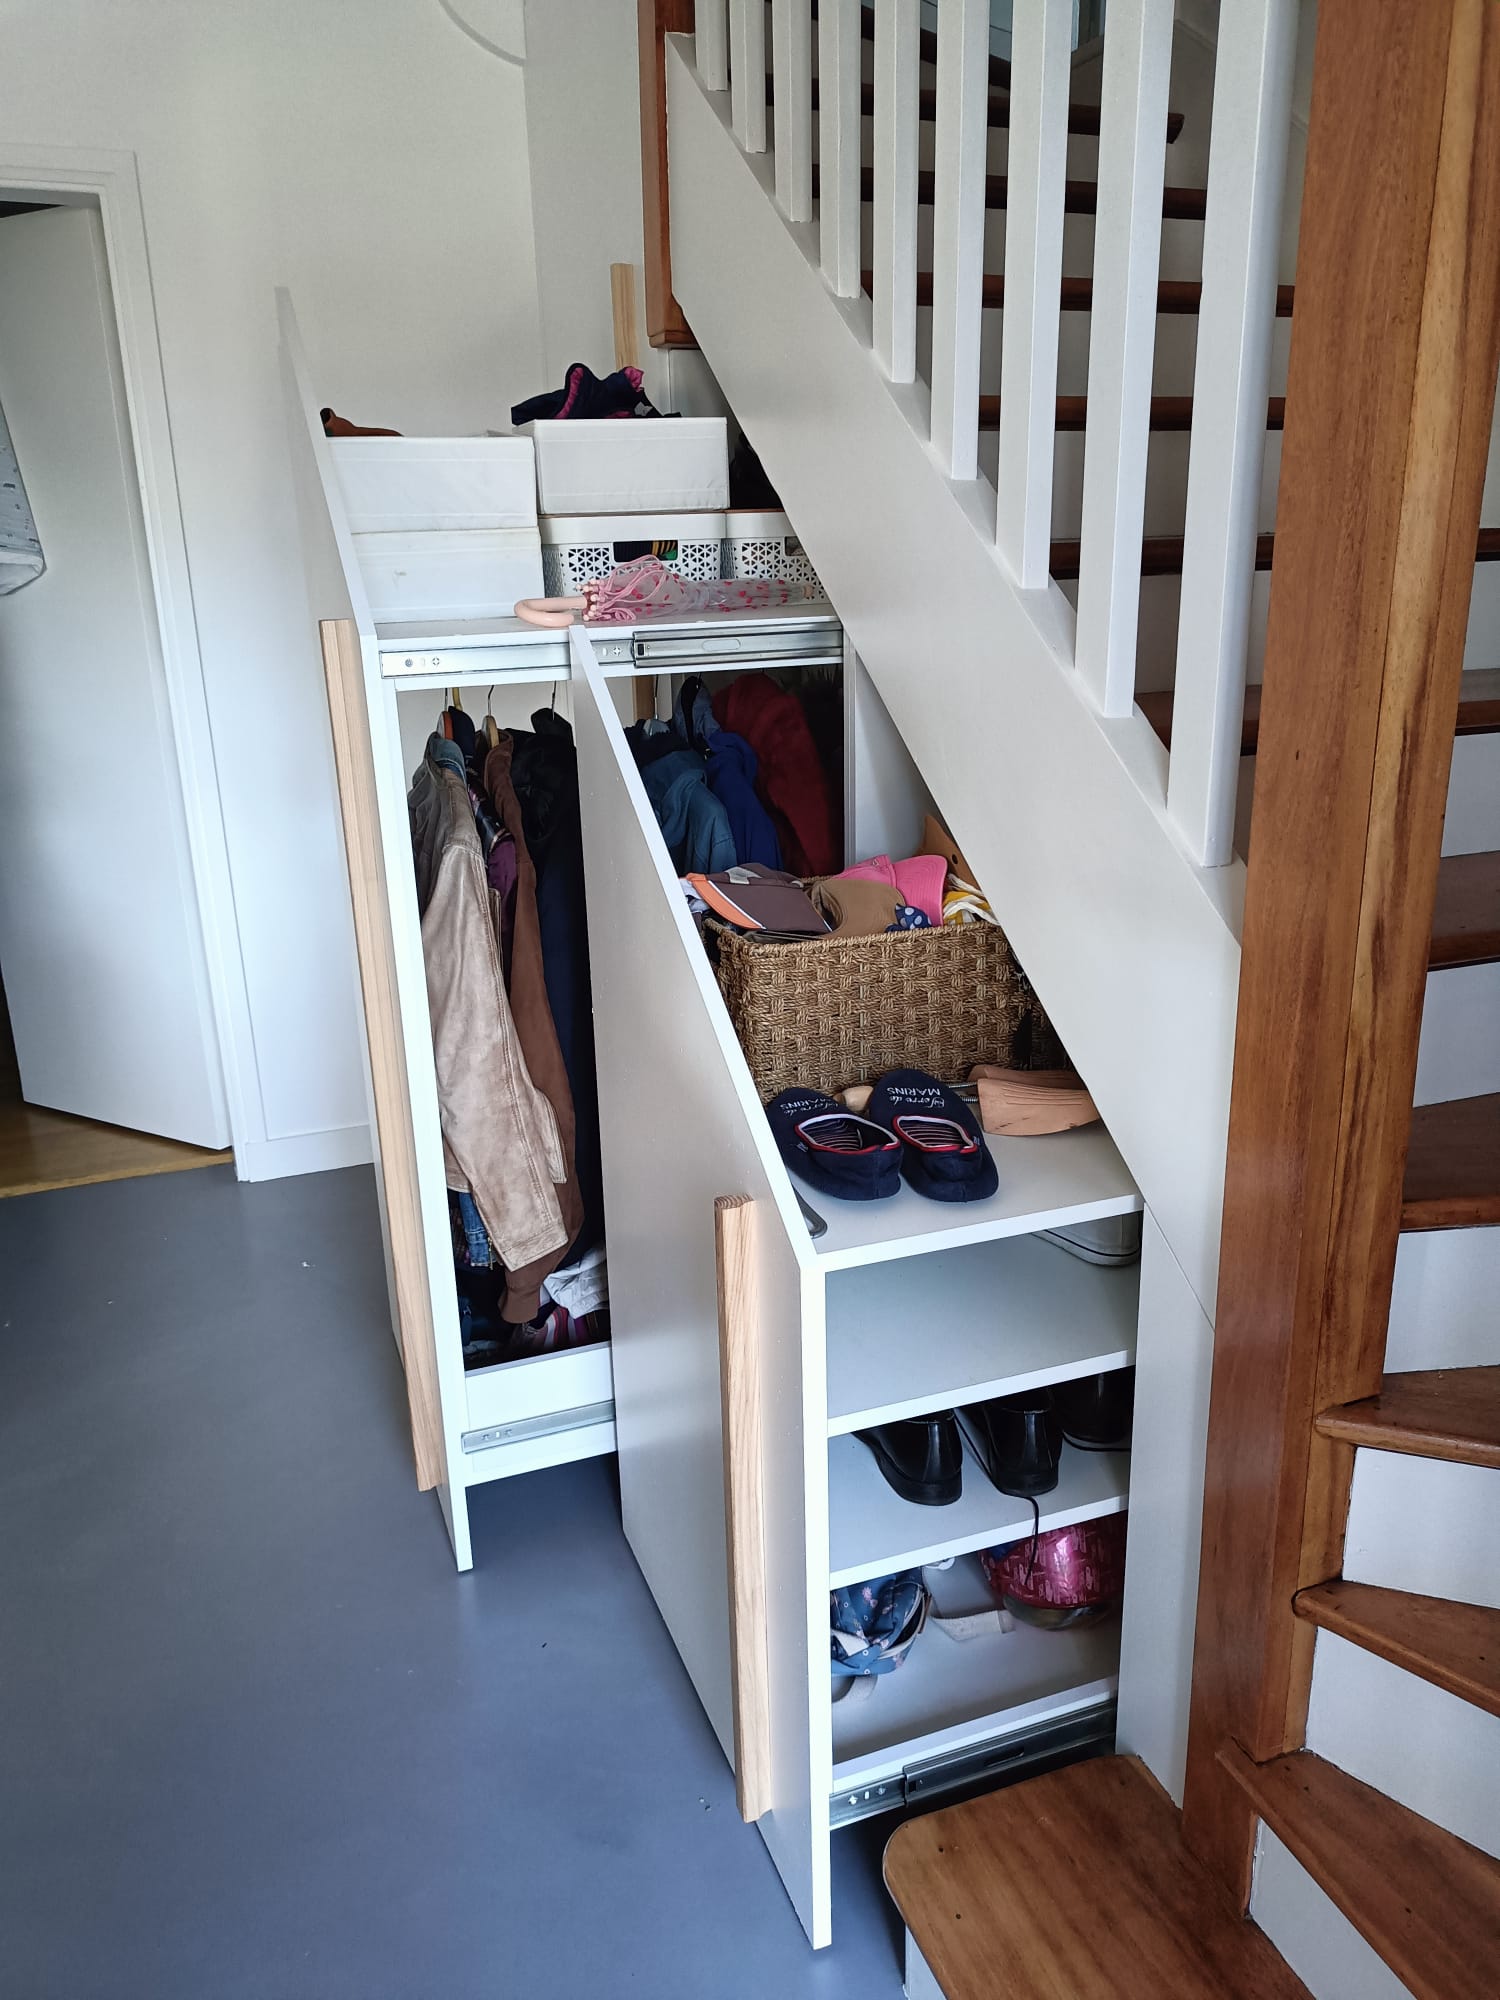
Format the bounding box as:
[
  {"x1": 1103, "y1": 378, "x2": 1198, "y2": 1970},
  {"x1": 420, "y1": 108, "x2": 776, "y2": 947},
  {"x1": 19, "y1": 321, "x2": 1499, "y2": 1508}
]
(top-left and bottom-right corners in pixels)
[{"x1": 665, "y1": 39, "x2": 1242, "y2": 1314}]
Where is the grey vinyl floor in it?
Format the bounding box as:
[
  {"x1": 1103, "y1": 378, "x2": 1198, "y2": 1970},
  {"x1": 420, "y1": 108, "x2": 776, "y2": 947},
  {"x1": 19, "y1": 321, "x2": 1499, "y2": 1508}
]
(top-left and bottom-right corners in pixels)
[{"x1": 0, "y1": 1165, "x2": 904, "y2": 2000}]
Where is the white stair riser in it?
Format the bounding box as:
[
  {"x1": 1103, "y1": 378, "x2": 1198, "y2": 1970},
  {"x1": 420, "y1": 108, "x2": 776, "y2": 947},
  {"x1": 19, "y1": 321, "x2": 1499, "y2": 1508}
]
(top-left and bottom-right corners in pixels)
[
  {"x1": 1251, "y1": 1829, "x2": 1415, "y2": 2000},
  {"x1": 1306, "y1": 1631, "x2": 1500, "y2": 1860},
  {"x1": 1386, "y1": 1225, "x2": 1500, "y2": 1372},
  {"x1": 1415, "y1": 961, "x2": 1500, "y2": 1106},
  {"x1": 1344, "y1": 1452, "x2": 1500, "y2": 1610},
  {"x1": 1444, "y1": 734, "x2": 1500, "y2": 856}
]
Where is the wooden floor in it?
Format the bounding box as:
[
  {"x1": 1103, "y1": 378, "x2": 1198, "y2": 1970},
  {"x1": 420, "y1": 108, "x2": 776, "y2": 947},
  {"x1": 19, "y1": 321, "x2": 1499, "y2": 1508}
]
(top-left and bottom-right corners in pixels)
[{"x1": 0, "y1": 986, "x2": 229, "y2": 1199}]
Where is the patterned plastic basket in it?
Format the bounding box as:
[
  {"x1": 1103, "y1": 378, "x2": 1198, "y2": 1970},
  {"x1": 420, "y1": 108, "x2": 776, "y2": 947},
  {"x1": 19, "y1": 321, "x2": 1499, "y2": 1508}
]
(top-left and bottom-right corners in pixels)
[
  {"x1": 723, "y1": 508, "x2": 822, "y2": 592},
  {"x1": 540, "y1": 510, "x2": 724, "y2": 595}
]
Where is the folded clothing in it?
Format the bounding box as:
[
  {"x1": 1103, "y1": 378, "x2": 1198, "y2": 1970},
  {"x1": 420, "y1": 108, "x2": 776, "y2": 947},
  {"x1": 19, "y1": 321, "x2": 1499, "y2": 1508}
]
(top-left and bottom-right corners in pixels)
[
  {"x1": 715, "y1": 674, "x2": 841, "y2": 877},
  {"x1": 510, "y1": 362, "x2": 660, "y2": 425},
  {"x1": 808, "y1": 875, "x2": 901, "y2": 937},
  {"x1": 836, "y1": 852, "x2": 947, "y2": 926}
]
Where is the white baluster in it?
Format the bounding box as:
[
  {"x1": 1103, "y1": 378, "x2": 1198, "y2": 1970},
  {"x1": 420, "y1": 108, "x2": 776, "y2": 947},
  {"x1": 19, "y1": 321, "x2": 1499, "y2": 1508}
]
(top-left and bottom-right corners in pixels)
[
  {"x1": 696, "y1": 0, "x2": 729, "y2": 92},
  {"x1": 872, "y1": 0, "x2": 921, "y2": 383},
  {"x1": 1074, "y1": 0, "x2": 1175, "y2": 715},
  {"x1": 994, "y1": 0, "x2": 1073, "y2": 578},
  {"x1": 1168, "y1": 0, "x2": 1297, "y2": 866},
  {"x1": 929, "y1": 0, "x2": 992, "y2": 481},
  {"x1": 730, "y1": 0, "x2": 768, "y2": 152},
  {"x1": 819, "y1": 0, "x2": 862, "y2": 297},
  {"x1": 772, "y1": 0, "x2": 813, "y2": 221}
]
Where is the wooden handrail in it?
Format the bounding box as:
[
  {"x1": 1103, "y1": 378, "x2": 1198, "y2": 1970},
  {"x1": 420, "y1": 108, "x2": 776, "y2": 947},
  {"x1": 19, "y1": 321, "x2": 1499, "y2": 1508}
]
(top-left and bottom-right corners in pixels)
[{"x1": 1181, "y1": 0, "x2": 1500, "y2": 1905}]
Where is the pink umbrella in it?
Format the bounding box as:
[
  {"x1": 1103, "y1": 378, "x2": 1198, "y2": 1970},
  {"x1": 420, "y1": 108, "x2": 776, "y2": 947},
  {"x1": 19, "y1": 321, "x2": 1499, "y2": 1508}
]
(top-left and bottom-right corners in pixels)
[{"x1": 515, "y1": 555, "x2": 820, "y2": 629}]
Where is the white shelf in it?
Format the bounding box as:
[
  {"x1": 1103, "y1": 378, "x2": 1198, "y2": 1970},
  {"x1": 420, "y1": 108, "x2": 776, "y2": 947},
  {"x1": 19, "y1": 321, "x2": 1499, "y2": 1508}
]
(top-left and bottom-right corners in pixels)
[
  {"x1": 831, "y1": 1557, "x2": 1120, "y2": 1793},
  {"x1": 828, "y1": 1433, "x2": 1129, "y2": 1588},
  {"x1": 826, "y1": 1234, "x2": 1138, "y2": 1435},
  {"x1": 464, "y1": 1338, "x2": 613, "y2": 1434},
  {"x1": 807, "y1": 1122, "x2": 1142, "y2": 1271}
]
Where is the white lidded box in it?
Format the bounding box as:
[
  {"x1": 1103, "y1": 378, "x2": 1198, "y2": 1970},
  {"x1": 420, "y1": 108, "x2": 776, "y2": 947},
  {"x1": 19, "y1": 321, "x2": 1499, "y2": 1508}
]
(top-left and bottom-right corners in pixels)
[
  {"x1": 351, "y1": 528, "x2": 543, "y2": 623},
  {"x1": 329, "y1": 435, "x2": 537, "y2": 534},
  {"x1": 540, "y1": 511, "x2": 725, "y2": 596},
  {"x1": 521, "y1": 417, "x2": 729, "y2": 514}
]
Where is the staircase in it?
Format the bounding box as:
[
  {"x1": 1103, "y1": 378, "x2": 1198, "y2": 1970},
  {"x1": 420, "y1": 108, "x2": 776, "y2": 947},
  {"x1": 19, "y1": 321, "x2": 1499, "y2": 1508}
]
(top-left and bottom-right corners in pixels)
[{"x1": 642, "y1": 0, "x2": 1500, "y2": 1989}]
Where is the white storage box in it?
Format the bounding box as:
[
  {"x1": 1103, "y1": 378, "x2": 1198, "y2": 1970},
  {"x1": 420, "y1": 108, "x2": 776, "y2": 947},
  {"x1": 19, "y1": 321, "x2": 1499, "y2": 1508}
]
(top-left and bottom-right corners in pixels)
[
  {"x1": 724, "y1": 509, "x2": 822, "y2": 591},
  {"x1": 522, "y1": 417, "x2": 729, "y2": 514},
  {"x1": 351, "y1": 528, "x2": 543, "y2": 622},
  {"x1": 540, "y1": 512, "x2": 725, "y2": 596},
  {"x1": 330, "y1": 436, "x2": 537, "y2": 534}
]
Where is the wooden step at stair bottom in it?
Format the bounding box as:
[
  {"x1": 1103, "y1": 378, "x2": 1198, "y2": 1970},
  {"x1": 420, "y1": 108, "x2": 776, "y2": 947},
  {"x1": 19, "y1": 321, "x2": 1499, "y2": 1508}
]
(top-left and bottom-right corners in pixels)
[
  {"x1": 1138, "y1": 666, "x2": 1500, "y2": 758},
  {"x1": 1314, "y1": 1367, "x2": 1500, "y2": 1468},
  {"x1": 883, "y1": 1755, "x2": 1309, "y2": 1999},
  {"x1": 1295, "y1": 1579, "x2": 1500, "y2": 1718},
  {"x1": 1219, "y1": 1743, "x2": 1500, "y2": 2000},
  {"x1": 1403, "y1": 1095, "x2": 1500, "y2": 1229}
]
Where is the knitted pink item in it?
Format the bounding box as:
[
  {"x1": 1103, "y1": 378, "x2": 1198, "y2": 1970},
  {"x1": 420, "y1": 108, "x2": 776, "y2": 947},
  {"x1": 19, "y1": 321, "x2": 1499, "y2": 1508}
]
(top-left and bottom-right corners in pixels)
[
  {"x1": 515, "y1": 555, "x2": 820, "y2": 629},
  {"x1": 836, "y1": 853, "x2": 948, "y2": 927}
]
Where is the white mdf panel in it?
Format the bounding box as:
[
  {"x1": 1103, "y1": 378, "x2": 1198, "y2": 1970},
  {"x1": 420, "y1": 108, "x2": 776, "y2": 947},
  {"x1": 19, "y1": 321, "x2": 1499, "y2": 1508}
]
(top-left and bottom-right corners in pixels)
[
  {"x1": 828, "y1": 1435, "x2": 1129, "y2": 1587},
  {"x1": 464, "y1": 1342, "x2": 614, "y2": 1433},
  {"x1": 1386, "y1": 1226, "x2": 1500, "y2": 1373},
  {"x1": 1115, "y1": 1211, "x2": 1216, "y2": 1803},
  {"x1": 1252, "y1": 1830, "x2": 1415, "y2": 2000},
  {"x1": 832, "y1": 1559, "x2": 1119, "y2": 1791},
  {"x1": 826, "y1": 1235, "x2": 1137, "y2": 1435},
  {"x1": 1344, "y1": 1454, "x2": 1500, "y2": 1611},
  {"x1": 811, "y1": 1124, "x2": 1142, "y2": 1271},
  {"x1": 1414, "y1": 962, "x2": 1500, "y2": 1105},
  {"x1": 462, "y1": 1416, "x2": 616, "y2": 1488},
  {"x1": 570, "y1": 630, "x2": 831, "y2": 1947},
  {"x1": 1306, "y1": 1632, "x2": 1500, "y2": 1862},
  {"x1": 844, "y1": 647, "x2": 935, "y2": 866}
]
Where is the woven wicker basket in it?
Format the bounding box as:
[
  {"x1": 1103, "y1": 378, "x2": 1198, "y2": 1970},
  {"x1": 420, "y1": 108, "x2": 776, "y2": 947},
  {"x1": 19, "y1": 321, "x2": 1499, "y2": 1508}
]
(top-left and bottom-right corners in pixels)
[{"x1": 710, "y1": 919, "x2": 1061, "y2": 1101}]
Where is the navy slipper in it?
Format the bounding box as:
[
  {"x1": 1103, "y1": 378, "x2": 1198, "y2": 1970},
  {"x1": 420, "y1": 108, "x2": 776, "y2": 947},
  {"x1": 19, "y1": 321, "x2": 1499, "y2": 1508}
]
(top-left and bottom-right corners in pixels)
[
  {"x1": 866, "y1": 1069, "x2": 999, "y2": 1203},
  {"x1": 766, "y1": 1088, "x2": 902, "y2": 1202}
]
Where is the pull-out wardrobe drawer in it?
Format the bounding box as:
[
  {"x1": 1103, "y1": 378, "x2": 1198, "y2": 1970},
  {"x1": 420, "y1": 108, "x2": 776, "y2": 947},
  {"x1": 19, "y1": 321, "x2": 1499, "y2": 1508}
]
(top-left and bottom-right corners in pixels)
[{"x1": 568, "y1": 629, "x2": 1144, "y2": 1949}]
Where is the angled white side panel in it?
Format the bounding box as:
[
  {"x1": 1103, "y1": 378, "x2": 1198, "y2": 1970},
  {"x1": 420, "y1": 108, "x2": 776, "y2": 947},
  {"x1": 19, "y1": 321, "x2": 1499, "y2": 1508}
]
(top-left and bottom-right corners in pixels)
[
  {"x1": 730, "y1": 0, "x2": 768, "y2": 151},
  {"x1": 1075, "y1": 0, "x2": 1175, "y2": 716},
  {"x1": 1252, "y1": 1831, "x2": 1415, "y2": 2000},
  {"x1": 994, "y1": 0, "x2": 1073, "y2": 581},
  {"x1": 771, "y1": 0, "x2": 813, "y2": 222},
  {"x1": 928, "y1": 0, "x2": 992, "y2": 482},
  {"x1": 1306, "y1": 1633, "x2": 1500, "y2": 1860},
  {"x1": 570, "y1": 630, "x2": 830, "y2": 1946},
  {"x1": 1168, "y1": 0, "x2": 1298, "y2": 865},
  {"x1": 818, "y1": 0, "x2": 863, "y2": 297},
  {"x1": 1115, "y1": 1210, "x2": 1214, "y2": 1801},
  {"x1": 872, "y1": 0, "x2": 921, "y2": 383}
]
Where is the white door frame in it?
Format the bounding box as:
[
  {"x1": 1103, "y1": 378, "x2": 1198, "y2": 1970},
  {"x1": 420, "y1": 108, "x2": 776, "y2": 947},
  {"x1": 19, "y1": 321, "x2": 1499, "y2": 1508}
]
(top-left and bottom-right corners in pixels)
[{"x1": 0, "y1": 144, "x2": 256, "y2": 1161}]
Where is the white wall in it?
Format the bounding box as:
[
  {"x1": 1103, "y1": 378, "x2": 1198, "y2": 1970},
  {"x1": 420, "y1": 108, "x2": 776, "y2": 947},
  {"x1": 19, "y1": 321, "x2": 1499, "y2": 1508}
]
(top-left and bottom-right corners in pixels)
[{"x1": 0, "y1": 0, "x2": 543, "y2": 1176}]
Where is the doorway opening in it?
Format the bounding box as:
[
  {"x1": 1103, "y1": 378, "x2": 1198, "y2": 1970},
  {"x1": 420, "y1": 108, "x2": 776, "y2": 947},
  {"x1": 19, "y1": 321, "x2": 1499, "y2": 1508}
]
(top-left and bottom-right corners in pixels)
[{"x1": 0, "y1": 194, "x2": 234, "y2": 1197}]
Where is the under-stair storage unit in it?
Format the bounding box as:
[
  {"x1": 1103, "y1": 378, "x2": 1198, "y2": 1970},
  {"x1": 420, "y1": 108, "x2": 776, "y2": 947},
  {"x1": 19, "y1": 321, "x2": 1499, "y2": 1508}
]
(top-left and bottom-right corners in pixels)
[{"x1": 282, "y1": 288, "x2": 1151, "y2": 1948}]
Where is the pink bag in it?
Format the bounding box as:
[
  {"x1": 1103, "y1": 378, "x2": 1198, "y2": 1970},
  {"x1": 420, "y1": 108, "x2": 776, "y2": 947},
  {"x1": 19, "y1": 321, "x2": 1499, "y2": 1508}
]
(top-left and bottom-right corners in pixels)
[{"x1": 516, "y1": 555, "x2": 820, "y2": 629}]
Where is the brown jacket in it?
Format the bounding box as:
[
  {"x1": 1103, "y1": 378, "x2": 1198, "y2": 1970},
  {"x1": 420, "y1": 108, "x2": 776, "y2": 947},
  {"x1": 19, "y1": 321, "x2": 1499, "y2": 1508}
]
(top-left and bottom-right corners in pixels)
[{"x1": 409, "y1": 748, "x2": 568, "y2": 1300}]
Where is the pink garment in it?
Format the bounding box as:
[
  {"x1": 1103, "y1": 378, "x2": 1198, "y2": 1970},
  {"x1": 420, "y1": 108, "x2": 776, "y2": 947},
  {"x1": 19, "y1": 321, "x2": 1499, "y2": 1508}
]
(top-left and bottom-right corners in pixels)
[{"x1": 836, "y1": 853, "x2": 947, "y2": 926}]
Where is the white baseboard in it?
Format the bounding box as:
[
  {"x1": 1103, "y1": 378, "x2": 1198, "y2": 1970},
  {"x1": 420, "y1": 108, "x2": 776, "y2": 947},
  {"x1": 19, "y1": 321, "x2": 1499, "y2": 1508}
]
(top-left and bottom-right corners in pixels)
[{"x1": 234, "y1": 1121, "x2": 373, "y2": 1182}]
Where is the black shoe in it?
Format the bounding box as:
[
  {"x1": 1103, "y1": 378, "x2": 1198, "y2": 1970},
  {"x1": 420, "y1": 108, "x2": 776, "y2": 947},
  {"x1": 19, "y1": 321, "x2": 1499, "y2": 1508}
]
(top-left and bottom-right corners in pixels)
[
  {"x1": 1054, "y1": 1369, "x2": 1135, "y2": 1450},
  {"x1": 855, "y1": 1414, "x2": 963, "y2": 1506},
  {"x1": 958, "y1": 1391, "x2": 1063, "y2": 1497}
]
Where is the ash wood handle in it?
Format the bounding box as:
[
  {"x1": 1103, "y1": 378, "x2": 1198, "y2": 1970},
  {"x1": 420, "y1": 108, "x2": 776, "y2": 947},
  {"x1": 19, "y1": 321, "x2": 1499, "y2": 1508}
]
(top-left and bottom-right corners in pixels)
[{"x1": 715, "y1": 1193, "x2": 772, "y2": 1823}]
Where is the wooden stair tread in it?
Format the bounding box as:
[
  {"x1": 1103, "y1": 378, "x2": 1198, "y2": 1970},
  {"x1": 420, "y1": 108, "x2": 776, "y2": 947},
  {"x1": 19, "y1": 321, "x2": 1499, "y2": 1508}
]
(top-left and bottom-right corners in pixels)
[
  {"x1": 879, "y1": 270, "x2": 1297, "y2": 316},
  {"x1": 793, "y1": 78, "x2": 1186, "y2": 142},
  {"x1": 883, "y1": 1755, "x2": 1308, "y2": 2000},
  {"x1": 1295, "y1": 1580, "x2": 1500, "y2": 1717},
  {"x1": 1219, "y1": 1744, "x2": 1500, "y2": 2000},
  {"x1": 1402, "y1": 1094, "x2": 1500, "y2": 1230},
  {"x1": 1314, "y1": 1367, "x2": 1500, "y2": 1468},
  {"x1": 978, "y1": 393, "x2": 1284, "y2": 433},
  {"x1": 834, "y1": 167, "x2": 1209, "y2": 220},
  {"x1": 1139, "y1": 667, "x2": 1500, "y2": 758},
  {"x1": 1430, "y1": 852, "x2": 1500, "y2": 969},
  {"x1": 1052, "y1": 526, "x2": 1500, "y2": 583}
]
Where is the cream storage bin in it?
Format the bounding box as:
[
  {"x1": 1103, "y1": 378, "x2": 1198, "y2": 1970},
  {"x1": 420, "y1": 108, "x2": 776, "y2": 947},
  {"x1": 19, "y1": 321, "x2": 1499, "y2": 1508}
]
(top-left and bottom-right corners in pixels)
[
  {"x1": 329, "y1": 436, "x2": 537, "y2": 534},
  {"x1": 724, "y1": 508, "x2": 823, "y2": 591},
  {"x1": 540, "y1": 512, "x2": 725, "y2": 595},
  {"x1": 351, "y1": 528, "x2": 543, "y2": 623},
  {"x1": 522, "y1": 417, "x2": 729, "y2": 514}
]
